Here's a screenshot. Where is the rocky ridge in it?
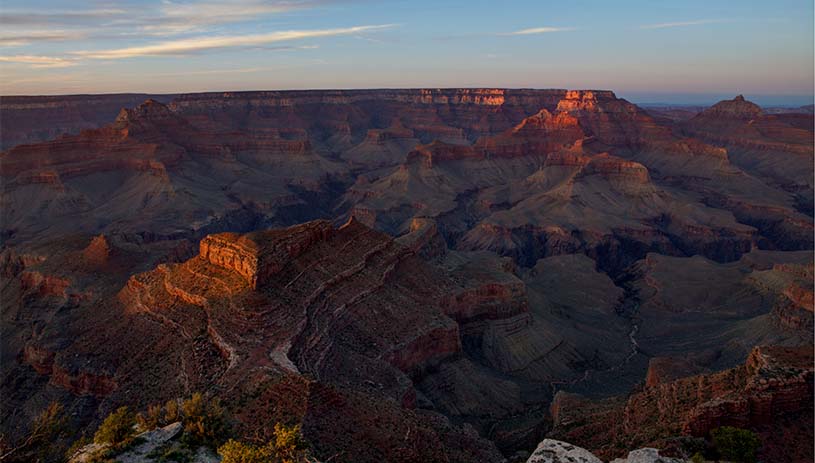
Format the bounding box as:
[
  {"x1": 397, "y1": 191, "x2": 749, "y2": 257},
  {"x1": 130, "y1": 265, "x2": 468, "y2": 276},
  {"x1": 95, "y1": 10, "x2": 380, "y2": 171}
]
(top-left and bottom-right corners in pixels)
[
  {"x1": 549, "y1": 346, "x2": 813, "y2": 461},
  {"x1": 1, "y1": 90, "x2": 812, "y2": 462}
]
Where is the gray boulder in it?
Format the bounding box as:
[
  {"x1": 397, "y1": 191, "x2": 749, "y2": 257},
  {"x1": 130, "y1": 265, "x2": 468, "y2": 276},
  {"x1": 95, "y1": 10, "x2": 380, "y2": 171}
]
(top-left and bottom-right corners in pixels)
[{"x1": 526, "y1": 439, "x2": 602, "y2": 463}]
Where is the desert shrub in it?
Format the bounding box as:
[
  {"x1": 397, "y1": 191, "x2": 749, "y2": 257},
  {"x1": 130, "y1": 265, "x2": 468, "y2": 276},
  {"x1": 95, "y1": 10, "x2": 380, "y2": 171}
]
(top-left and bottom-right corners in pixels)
[
  {"x1": 65, "y1": 435, "x2": 92, "y2": 460},
  {"x1": 0, "y1": 401, "x2": 68, "y2": 462},
  {"x1": 136, "y1": 403, "x2": 165, "y2": 430},
  {"x1": 273, "y1": 423, "x2": 306, "y2": 463},
  {"x1": 165, "y1": 399, "x2": 181, "y2": 424},
  {"x1": 218, "y1": 423, "x2": 308, "y2": 463},
  {"x1": 94, "y1": 406, "x2": 136, "y2": 446},
  {"x1": 711, "y1": 426, "x2": 761, "y2": 463},
  {"x1": 32, "y1": 402, "x2": 68, "y2": 439},
  {"x1": 180, "y1": 393, "x2": 230, "y2": 448},
  {"x1": 218, "y1": 439, "x2": 274, "y2": 463},
  {"x1": 670, "y1": 436, "x2": 710, "y2": 460}
]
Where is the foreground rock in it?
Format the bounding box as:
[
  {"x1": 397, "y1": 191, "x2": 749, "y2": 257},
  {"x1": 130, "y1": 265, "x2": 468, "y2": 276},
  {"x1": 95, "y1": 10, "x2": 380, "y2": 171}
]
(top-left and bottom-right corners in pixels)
[
  {"x1": 69, "y1": 422, "x2": 219, "y2": 463},
  {"x1": 525, "y1": 439, "x2": 685, "y2": 463},
  {"x1": 526, "y1": 439, "x2": 602, "y2": 463},
  {"x1": 610, "y1": 448, "x2": 684, "y2": 463}
]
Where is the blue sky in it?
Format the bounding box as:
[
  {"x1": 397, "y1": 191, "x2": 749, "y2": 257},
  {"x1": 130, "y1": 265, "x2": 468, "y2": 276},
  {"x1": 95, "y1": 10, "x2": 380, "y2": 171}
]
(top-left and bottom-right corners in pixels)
[{"x1": 0, "y1": 0, "x2": 812, "y2": 104}]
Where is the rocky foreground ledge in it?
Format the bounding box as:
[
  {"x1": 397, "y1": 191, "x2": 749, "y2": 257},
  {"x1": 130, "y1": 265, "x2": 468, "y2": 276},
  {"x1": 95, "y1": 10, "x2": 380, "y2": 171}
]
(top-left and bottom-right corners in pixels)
[
  {"x1": 527, "y1": 439, "x2": 684, "y2": 463},
  {"x1": 70, "y1": 431, "x2": 677, "y2": 463}
]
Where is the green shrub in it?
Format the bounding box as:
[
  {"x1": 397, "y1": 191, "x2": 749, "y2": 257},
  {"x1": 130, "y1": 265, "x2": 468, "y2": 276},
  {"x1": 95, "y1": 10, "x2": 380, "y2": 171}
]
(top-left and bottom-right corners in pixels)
[
  {"x1": 165, "y1": 399, "x2": 180, "y2": 424},
  {"x1": 65, "y1": 435, "x2": 92, "y2": 460},
  {"x1": 180, "y1": 393, "x2": 230, "y2": 448},
  {"x1": 273, "y1": 423, "x2": 306, "y2": 463},
  {"x1": 136, "y1": 403, "x2": 165, "y2": 430},
  {"x1": 0, "y1": 402, "x2": 68, "y2": 463},
  {"x1": 217, "y1": 423, "x2": 308, "y2": 463},
  {"x1": 218, "y1": 439, "x2": 274, "y2": 463},
  {"x1": 711, "y1": 426, "x2": 761, "y2": 463},
  {"x1": 94, "y1": 406, "x2": 136, "y2": 446}
]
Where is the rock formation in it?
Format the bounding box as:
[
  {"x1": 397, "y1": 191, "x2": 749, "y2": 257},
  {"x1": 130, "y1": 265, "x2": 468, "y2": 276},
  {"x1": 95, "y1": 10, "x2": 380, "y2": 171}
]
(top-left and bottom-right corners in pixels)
[
  {"x1": 549, "y1": 346, "x2": 813, "y2": 461},
  {"x1": 526, "y1": 439, "x2": 602, "y2": 463},
  {"x1": 82, "y1": 234, "x2": 112, "y2": 266},
  {"x1": 0, "y1": 93, "x2": 175, "y2": 150},
  {"x1": 609, "y1": 448, "x2": 684, "y2": 463},
  {"x1": 525, "y1": 440, "x2": 685, "y2": 463},
  {"x1": 683, "y1": 95, "x2": 814, "y2": 215},
  {"x1": 11, "y1": 219, "x2": 551, "y2": 461},
  {"x1": 1, "y1": 90, "x2": 812, "y2": 462},
  {"x1": 198, "y1": 221, "x2": 333, "y2": 288}
]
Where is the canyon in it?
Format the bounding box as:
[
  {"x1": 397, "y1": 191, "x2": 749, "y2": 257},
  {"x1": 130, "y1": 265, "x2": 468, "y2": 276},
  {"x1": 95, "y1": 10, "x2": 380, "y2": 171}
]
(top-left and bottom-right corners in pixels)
[{"x1": 0, "y1": 88, "x2": 812, "y2": 462}]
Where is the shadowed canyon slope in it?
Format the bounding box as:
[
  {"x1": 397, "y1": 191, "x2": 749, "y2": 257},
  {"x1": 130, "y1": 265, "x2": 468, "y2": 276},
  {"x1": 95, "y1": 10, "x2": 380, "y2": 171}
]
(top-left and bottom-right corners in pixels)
[
  {"x1": 1, "y1": 89, "x2": 812, "y2": 462},
  {"x1": 0, "y1": 94, "x2": 175, "y2": 151}
]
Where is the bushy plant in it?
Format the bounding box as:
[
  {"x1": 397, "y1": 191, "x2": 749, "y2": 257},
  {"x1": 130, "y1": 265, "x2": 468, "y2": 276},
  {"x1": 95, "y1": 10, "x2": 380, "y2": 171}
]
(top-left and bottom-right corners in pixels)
[
  {"x1": 180, "y1": 393, "x2": 230, "y2": 448},
  {"x1": 136, "y1": 403, "x2": 165, "y2": 431},
  {"x1": 218, "y1": 439, "x2": 274, "y2": 463},
  {"x1": 165, "y1": 399, "x2": 181, "y2": 424},
  {"x1": 217, "y1": 423, "x2": 308, "y2": 463},
  {"x1": 273, "y1": 423, "x2": 306, "y2": 463},
  {"x1": 65, "y1": 435, "x2": 92, "y2": 460},
  {"x1": 94, "y1": 406, "x2": 136, "y2": 446},
  {"x1": 0, "y1": 402, "x2": 68, "y2": 462},
  {"x1": 711, "y1": 426, "x2": 761, "y2": 463}
]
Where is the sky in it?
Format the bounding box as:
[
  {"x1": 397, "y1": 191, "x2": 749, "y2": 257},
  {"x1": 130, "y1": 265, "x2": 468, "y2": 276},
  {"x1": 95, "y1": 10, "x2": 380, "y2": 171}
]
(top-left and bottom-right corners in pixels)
[{"x1": 1, "y1": 0, "x2": 813, "y2": 104}]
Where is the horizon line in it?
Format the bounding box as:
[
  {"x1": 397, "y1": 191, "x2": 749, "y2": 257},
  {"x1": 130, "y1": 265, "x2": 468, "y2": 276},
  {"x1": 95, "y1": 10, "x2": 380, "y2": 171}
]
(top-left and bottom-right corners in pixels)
[{"x1": 1, "y1": 87, "x2": 813, "y2": 106}]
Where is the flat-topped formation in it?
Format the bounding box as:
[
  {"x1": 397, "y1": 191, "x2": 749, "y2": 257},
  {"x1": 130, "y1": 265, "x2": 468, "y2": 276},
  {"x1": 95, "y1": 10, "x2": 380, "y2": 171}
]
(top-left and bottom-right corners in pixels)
[
  {"x1": 199, "y1": 220, "x2": 334, "y2": 288},
  {"x1": 169, "y1": 88, "x2": 612, "y2": 108}
]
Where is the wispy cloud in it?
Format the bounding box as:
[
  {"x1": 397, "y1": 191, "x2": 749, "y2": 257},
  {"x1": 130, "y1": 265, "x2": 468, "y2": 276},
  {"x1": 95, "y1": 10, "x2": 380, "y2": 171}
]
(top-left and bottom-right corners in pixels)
[
  {"x1": 639, "y1": 19, "x2": 731, "y2": 30},
  {"x1": 0, "y1": 55, "x2": 77, "y2": 68},
  {"x1": 0, "y1": 1, "x2": 341, "y2": 40},
  {"x1": 0, "y1": 9, "x2": 127, "y2": 26},
  {"x1": 139, "y1": 0, "x2": 321, "y2": 35},
  {"x1": 499, "y1": 26, "x2": 575, "y2": 36},
  {"x1": 73, "y1": 25, "x2": 393, "y2": 59},
  {"x1": 0, "y1": 31, "x2": 87, "y2": 47},
  {"x1": 160, "y1": 0, "x2": 314, "y2": 24},
  {"x1": 436, "y1": 26, "x2": 574, "y2": 41}
]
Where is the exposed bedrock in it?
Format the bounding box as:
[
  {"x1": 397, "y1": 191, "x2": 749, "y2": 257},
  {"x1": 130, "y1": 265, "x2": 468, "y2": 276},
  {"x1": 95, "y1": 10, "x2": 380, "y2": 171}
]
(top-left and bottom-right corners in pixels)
[
  {"x1": 1, "y1": 90, "x2": 812, "y2": 461},
  {"x1": 549, "y1": 346, "x2": 813, "y2": 461},
  {"x1": 198, "y1": 220, "x2": 334, "y2": 288},
  {"x1": 23, "y1": 344, "x2": 118, "y2": 396}
]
